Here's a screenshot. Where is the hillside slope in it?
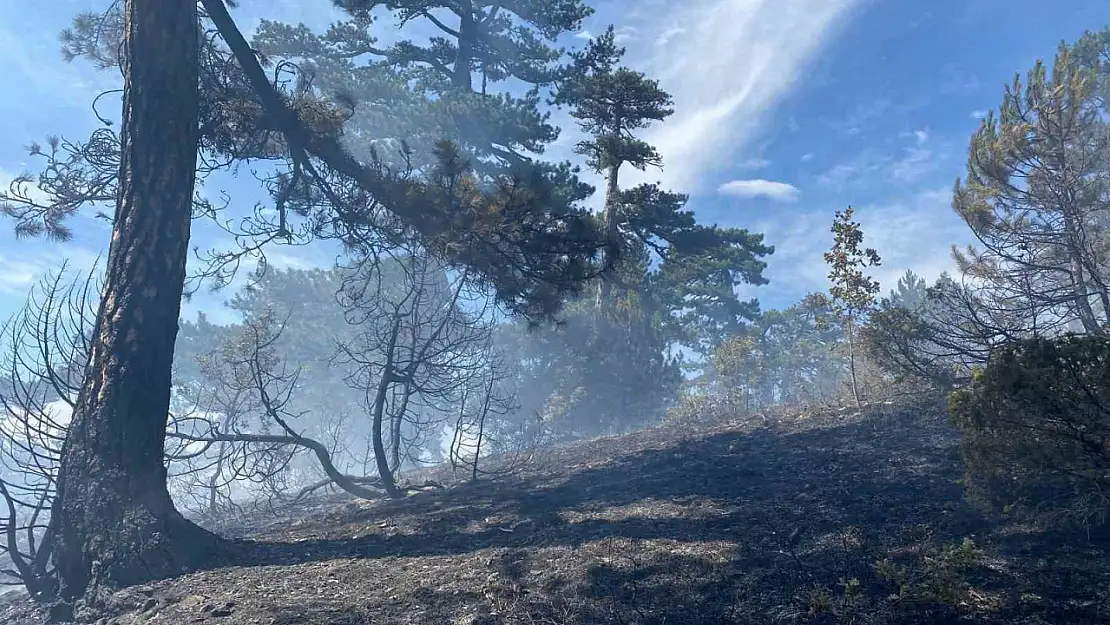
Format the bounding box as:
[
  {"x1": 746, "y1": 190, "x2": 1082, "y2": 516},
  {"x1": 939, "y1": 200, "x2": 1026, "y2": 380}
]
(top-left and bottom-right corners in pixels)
[{"x1": 4, "y1": 404, "x2": 1109, "y2": 624}]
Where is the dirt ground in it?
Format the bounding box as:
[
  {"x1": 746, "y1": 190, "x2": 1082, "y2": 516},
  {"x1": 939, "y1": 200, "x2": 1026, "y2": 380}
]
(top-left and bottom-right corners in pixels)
[{"x1": 3, "y1": 403, "x2": 1109, "y2": 624}]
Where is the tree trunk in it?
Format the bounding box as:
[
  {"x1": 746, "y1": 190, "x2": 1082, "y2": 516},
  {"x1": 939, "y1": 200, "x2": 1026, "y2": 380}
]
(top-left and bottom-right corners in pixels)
[
  {"x1": 846, "y1": 314, "x2": 861, "y2": 407},
  {"x1": 597, "y1": 161, "x2": 621, "y2": 307},
  {"x1": 452, "y1": 2, "x2": 476, "y2": 91},
  {"x1": 371, "y1": 319, "x2": 403, "y2": 498},
  {"x1": 47, "y1": 0, "x2": 224, "y2": 610}
]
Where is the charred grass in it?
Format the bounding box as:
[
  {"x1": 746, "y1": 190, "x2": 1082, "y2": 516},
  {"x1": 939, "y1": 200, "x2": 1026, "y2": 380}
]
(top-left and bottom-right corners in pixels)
[{"x1": 3, "y1": 404, "x2": 1109, "y2": 624}]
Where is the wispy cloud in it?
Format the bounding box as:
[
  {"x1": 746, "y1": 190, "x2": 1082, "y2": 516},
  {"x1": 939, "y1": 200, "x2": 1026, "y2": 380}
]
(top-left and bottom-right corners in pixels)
[
  {"x1": 826, "y1": 99, "x2": 890, "y2": 136},
  {"x1": 970, "y1": 109, "x2": 988, "y2": 119},
  {"x1": 0, "y1": 244, "x2": 101, "y2": 298},
  {"x1": 718, "y1": 179, "x2": 801, "y2": 202},
  {"x1": 735, "y1": 157, "x2": 771, "y2": 170},
  {"x1": 655, "y1": 25, "x2": 686, "y2": 46},
  {"x1": 890, "y1": 146, "x2": 935, "y2": 182},
  {"x1": 230, "y1": 0, "x2": 345, "y2": 38},
  {"x1": 613, "y1": 25, "x2": 639, "y2": 43},
  {"x1": 606, "y1": 0, "x2": 861, "y2": 194},
  {"x1": 819, "y1": 130, "x2": 952, "y2": 191}
]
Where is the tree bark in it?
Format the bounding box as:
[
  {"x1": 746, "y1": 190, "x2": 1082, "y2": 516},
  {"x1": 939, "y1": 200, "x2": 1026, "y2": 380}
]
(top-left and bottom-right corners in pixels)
[
  {"x1": 47, "y1": 0, "x2": 224, "y2": 609},
  {"x1": 452, "y1": 1, "x2": 476, "y2": 91},
  {"x1": 846, "y1": 314, "x2": 861, "y2": 407},
  {"x1": 371, "y1": 318, "x2": 403, "y2": 498},
  {"x1": 597, "y1": 161, "x2": 621, "y2": 307}
]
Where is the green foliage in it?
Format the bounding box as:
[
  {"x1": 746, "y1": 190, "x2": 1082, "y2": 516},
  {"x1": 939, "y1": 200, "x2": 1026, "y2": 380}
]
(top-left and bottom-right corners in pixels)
[
  {"x1": 824, "y1": 206, "x2": 881, "y2": 405},
  {"x1": 496, "y1": 291, "x2": 683, "y2": 440},
  {"x1": 873, "y1": 538, "x2": 984, "y2": 607},
  {"x1": 824, "y1": 206, "x2": 882, "y2": 321},
  {"x1": 553, "y1": 25, "x2": 673, "y2": 174},
  {"x1": 948, "y1": 335, "x2": 1110, "y2": 526},
  {"x1": 255, "y1": 0, "x2": 593, "y2": 175},
  {"x1": 952, "y1": 35, "x2": 1110, "y2": 336},
  {"x1": 888, "y1": 269, "x2": 927, "y2": 312}
]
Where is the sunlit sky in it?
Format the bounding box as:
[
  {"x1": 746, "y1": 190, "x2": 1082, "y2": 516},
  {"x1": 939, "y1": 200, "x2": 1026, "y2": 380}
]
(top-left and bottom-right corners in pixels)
[{"x1": 1, "y1": 0, "x2": 1108, "y2": 324}]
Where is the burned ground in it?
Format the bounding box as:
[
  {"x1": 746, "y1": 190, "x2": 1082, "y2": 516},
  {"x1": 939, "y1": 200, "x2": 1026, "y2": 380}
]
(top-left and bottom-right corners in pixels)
[{"x1": 3, "y1": 404, "x2": 1108, "y2": 624}]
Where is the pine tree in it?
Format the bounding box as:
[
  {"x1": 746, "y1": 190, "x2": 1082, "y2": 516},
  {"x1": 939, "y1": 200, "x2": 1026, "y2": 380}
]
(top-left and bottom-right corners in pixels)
[
  {"x1": 553, "y1": 25, "x2": 672, "y2": 303},
  {"x1": 952, "y1": 37, "x2": 1110, "y2": 336},
  {"x1": 253, "y1": 0, "x2": 594, "y2": 175},
  {"x1": 0, "y1": 0, "x2": 612, "y2": 604},
  {"x1": 824, "y1": 206, "x2": 881, "y2": 406},
  {"x1": 889, "y1": 269, "x2": 927, "y2": 311},
  {"x1": 553, "y1": 27, "x2": 773, "y2": 354}
]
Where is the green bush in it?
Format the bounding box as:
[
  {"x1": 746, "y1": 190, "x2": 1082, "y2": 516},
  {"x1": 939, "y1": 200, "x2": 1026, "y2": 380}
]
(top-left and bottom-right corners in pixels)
[
  {"x1": 873, "y1": 538, "x2": 984, "y2": 607},
  {"x1": 948, "y1": 335, "x2": 1110, "y2": 526}
]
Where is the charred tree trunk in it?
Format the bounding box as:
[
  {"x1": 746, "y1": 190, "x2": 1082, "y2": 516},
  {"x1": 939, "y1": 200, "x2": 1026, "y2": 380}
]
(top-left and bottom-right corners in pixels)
[
  {"x1": 47, "y1": 0, "x2": 224, "y2": 609},
  {"x1": 371, "y1": 319, "x2": 403, "y2": 499}
]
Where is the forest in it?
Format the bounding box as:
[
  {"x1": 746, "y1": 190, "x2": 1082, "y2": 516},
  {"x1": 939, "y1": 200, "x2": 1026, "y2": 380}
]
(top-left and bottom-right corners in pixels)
[{"x1": 0, "y1": 0, "x2": 1108, "y2": 623}]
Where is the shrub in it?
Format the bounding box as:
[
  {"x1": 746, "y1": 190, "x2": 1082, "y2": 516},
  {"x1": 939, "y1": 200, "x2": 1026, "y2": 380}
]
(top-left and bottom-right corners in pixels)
[
  {"x1": 873, "y1": 538, "x2": 984, "y2": 607},
  {"x1": 948, "y1": 335, "x2": 1110, "y2": 526}
]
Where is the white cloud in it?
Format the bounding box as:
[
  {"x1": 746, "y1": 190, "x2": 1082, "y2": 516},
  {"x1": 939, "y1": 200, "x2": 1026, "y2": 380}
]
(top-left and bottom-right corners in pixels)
[
  {"x1": 800, "y1": 152, "x2": 815, "y2": 162},
  {"x1": 913, "y1": 129, "x2": 929, "y2": 144},
  {"x1": 970, "y1": 109, "x2": 988, "y2": 119},
  {"x1": 613, "y1": 25, "x2": 639, "y2": 43},
  {"x1": 601, "y1": 0, "x2": 862, "y2": 194},
  {"x1": 718, "y1": 179, "x2": 801, "y2": 202}
]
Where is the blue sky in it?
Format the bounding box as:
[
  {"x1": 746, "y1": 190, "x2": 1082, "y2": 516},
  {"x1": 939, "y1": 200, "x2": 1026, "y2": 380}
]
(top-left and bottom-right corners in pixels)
[{"x1": 1, "y1": 0, "x2": 1108, "y2": 324}]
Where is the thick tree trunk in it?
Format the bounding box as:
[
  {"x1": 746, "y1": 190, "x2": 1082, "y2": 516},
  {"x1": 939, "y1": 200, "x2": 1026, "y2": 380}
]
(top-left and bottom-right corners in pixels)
[
  {"x1": 47, "y1": 0, "x2": 223, "y2": 610},
  {"x1": 452, "y1": 1, "x2": 476, "y2": 91}
]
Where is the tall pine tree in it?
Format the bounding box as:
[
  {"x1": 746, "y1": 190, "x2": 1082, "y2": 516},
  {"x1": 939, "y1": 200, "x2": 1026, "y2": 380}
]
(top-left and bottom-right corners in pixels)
[{"x1": 554, "y1": 26, "x2": 773, "y2": 356}]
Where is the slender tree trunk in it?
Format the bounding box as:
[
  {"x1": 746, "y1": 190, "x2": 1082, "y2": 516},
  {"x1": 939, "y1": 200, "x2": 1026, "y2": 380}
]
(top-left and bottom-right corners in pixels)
[
  {"x1": 1061, "y1": 212, "x2": 1103, "y2": 333},
  {"x1": 846, "y1": 314, "x2": 861, "y2": 407},
  {"x1": 371, "y1": 319, "x2": 403, "y2": 498},
  {"x1": 47, "y1": 0, "x2": 223, "y2": 609},
  {"x1": 471, "y1": 375, "x2": 494, "y2": 482},
  {"x1": 388, "y1": 386, "x2": 411, "y2": 473}
]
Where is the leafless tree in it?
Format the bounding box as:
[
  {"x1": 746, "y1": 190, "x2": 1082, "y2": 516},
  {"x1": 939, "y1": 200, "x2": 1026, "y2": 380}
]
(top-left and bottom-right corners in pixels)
[
  {"x1": 0, "y1": 263, "x2": 98, "y2": 597},
  {"x1": 336, "y1": 250, "x2": 504, "y2": 496}
]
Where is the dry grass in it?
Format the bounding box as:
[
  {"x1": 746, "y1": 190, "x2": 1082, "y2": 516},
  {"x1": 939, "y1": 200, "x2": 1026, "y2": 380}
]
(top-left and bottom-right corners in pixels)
[{"x1": 3, "y1": 403, "x2": 1109, "y2": 624}]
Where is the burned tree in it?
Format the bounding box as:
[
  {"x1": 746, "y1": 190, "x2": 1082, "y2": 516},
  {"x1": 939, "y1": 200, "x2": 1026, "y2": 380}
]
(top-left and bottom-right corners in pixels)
[
  {"x1": 337, "y1": 252, "x2": 503, "y2": 496},
  {"x1": 0, "y1": 0, "x2": 611, "y2": 606},
  {"x1": 0, "y1": 264, "x2": 98, "y2": 598},
  {"x1": 43, "y1": 0, "x2": 221, "y2": 608}
]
